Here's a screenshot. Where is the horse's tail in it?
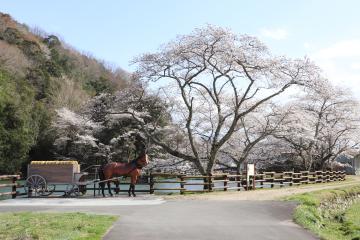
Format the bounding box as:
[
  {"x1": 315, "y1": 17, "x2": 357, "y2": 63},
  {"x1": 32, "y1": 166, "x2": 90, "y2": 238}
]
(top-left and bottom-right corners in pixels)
[{"x1": 98, "y1": 165, "x2": 105, "y2": 188}]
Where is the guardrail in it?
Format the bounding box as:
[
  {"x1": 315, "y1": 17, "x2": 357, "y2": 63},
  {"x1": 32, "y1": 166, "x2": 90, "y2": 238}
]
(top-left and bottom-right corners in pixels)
[{"x1": 0, "y1": 175, "x2": 20, "y2": 199}]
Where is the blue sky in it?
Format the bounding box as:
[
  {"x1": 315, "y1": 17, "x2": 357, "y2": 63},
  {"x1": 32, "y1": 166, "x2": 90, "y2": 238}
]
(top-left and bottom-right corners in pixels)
[{"x1": 1, "y1": 0, "x2": 360, "y2": 95}]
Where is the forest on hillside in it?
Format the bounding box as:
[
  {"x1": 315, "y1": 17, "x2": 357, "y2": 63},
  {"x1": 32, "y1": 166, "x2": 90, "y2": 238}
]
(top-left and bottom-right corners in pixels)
[
  {"x1": 0, "y1": 13, "x2": 359, "y2": 175},
  {"x1": 0, "y1": 13, "x2": 130, "y2": 173}
]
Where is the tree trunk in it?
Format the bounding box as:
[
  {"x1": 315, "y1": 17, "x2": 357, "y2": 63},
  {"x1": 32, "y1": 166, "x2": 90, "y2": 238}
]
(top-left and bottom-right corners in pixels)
[{"x1": 236, "y1": 161, "x2": 242, "y2": 175}]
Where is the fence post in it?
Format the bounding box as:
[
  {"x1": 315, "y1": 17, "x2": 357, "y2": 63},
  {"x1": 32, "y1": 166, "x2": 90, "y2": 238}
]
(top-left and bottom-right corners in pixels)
[
  {"x1": 224, "y1": 174, "x2": 228, "y2": 191},
  {"x1": 252, "y1": 175, "x2": 256, "y2": 190},
  {"x1": 253, "y1": 165, "x2": 256, "y2": 190},
  {"x1": 208, "y1": 174, "x2": 213, "y2": 192},
  {"x1": 12, "y1": 176, "x2": 17, "y2": 199},
  {"x1": 180, "y1": 175, "x2": 185, "y2": 195},
  {"x1": 287, "y1": 172, "x2": 292, "y2": 186},
  {"x1": 149, "y1": 173, "x2": 154, "y2": 194},
  {"x1": 315, "y1": 171, "x2": 320, "y2": 183},
  {"x1": 94, "y1": 167, "x2": 98, "y2": 197},
  {"x1": 243, "y1": 175, "x2": 248, "y2": 191},
  {"x1": 326, "y1": 171, "x2": 330, "y2": 182}
]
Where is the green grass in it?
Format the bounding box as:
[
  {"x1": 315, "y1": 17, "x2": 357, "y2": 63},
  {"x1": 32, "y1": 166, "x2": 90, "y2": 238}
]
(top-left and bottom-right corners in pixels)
[
  {"x1": 342, "y1": 201, "x2": 360, "y2": 239},
  {"x1": 287, "y1": 185, "x2": 360, "y2": 240},
  {"x1": 0, "y1": 212, "x2": 118, "y2": 240}
]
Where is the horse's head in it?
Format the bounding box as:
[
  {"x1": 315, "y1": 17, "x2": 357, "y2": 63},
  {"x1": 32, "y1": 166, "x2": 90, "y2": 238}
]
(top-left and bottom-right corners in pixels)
[{"x1": 136, "y1": 152, "x2": 149, "y2": 168}]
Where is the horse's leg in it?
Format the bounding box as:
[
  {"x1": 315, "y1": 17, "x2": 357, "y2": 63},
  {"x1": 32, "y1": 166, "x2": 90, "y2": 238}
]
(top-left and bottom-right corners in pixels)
[
  {"x1": 115, "y1": 180, "x2": 120, "y2": 194},
  {"x1": 131, "y1": 175, "x2": 137, "y2": 197},
  {"x1": 128, "y1": 183, "x2": 132, "y2": 197},
  {"x1": 132, "y1": 184, "x2": 136, "y2": 197},
  {"x1": 99, "y1": 167, "x2": 106, "y2": 197},
  {"x1": 100, "y1": 182, "x2": 105, "y2": 197},
  {"x1": 107, "y1": 181, "x2": 113, "y2": 197}
]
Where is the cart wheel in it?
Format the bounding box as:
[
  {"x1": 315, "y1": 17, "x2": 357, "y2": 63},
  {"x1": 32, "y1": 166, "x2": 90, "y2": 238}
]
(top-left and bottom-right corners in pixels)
[
  {"x1": 65, "y1": 184, "x2": 80, "y2": 197},
  {"x1": 25, "y1": 175, "x2": 47, "y2": 197},
  {"x1": 78, "y1": 184, "x2": 87, "y2": 195},
  {"x1": 40, "y1": 184, "x2": 56, "y2": 196}
]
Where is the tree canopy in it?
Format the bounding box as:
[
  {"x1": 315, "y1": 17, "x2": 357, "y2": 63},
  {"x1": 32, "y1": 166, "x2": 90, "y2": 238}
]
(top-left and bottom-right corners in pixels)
[{"x1": 132, "y1": 25, "x2": 325, "y2": 174}]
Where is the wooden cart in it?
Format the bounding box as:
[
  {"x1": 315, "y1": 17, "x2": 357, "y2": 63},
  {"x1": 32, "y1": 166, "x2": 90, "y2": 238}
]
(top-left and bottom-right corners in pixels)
[{"x1": 25, "y1": 160, "x2": 88, "y2": 197}]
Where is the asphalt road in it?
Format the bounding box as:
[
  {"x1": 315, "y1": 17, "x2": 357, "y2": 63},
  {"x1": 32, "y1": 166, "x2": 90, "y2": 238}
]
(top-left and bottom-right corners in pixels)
[{"x1": 0, "y1": 196, "x2": 317, "y2": 240}]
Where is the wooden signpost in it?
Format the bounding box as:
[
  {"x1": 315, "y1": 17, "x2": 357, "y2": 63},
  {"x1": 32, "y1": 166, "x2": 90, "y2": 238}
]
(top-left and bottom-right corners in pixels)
[{"x1": 246, "y1": 163, "x2": 255, "y2": 190}]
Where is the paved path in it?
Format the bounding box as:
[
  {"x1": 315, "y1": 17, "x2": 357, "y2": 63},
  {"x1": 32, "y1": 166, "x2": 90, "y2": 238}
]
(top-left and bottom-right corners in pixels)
[
  {"x1": 0, "y1": 196, "x2": 317, "y2": 240},
  {"x1": 103, "y1": 200, "x2": 316, "y2": 240}
]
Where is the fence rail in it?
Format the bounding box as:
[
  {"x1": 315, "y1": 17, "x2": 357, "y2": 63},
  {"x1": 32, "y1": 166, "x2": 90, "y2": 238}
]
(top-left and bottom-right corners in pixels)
[{"x1": 0, "y1": 175, "x2": 20, "y2": 198}]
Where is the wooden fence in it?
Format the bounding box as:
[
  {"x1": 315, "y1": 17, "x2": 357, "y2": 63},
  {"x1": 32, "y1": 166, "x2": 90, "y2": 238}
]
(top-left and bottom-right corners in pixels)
[
  {"x1": 0, "y1": 175, "x2": 20, "y2": 199},
  {"x1": 94, "y1": 170, "x2": 346, "y2": 195},
  {"x1": 254, "y1": 171, "x2": 345, "y2": 188},
  {"x1": 0, "y1": 171, "x2": 346, "y2": 198},
  {"x1": 147, "y1": 171, "x2": 346, "y2": 194},
  {"x1": 148, "y1": 173, "x2": 244, "y2": 194}
]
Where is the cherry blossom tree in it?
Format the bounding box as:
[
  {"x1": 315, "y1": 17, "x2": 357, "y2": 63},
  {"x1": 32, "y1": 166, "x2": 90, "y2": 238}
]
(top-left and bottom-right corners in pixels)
[
  {"x1": 251, "y1": 136, "x2": 302, "y2": 172},
  {"x1": 52, "y1": 107, "x2": 107, "y2": 165},
  {"x1": 52, "y1": 81, "x2": 170, "y2": 166},
  {"x1": 132, "y1": 25, "x2": 322, "y2": 175},
  {"x1": 275, "y1": 85, "x2": 360, "y2": 170},
  {"x1": 217, "y1": 104, "x2": 289, "y2": 174}
]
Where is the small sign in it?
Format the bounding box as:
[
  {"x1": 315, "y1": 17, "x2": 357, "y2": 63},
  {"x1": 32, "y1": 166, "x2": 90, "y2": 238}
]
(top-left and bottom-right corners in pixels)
[
  {"x1": 247, "y1": 164, "x2": 255, "y2": 176},
  {"x1": 246, "y1": 163, "x2": 255, "y2": 190}
]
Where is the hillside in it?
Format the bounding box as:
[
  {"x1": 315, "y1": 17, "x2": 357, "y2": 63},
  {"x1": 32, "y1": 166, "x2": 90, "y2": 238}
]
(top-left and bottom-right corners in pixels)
[{"x1": 0, "y1": 13, "x2": 129, "y2": 173}]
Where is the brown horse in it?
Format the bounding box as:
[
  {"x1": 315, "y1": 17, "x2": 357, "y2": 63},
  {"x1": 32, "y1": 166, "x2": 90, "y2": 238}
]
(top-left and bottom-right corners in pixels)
[{"x1": 99, "y1": 153, "x2": 149, "y2": 197}]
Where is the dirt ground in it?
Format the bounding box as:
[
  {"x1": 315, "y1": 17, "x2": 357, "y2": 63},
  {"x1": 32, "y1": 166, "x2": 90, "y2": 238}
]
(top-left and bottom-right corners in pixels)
[{"x1": 163, "y1": 175, "x2": 360, "y2": 201}]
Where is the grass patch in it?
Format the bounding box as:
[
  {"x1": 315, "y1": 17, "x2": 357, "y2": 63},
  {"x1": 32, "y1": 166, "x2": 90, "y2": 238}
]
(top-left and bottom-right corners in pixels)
[
  {"x1": 287, "y1": 185, "x2": 360, "y2": 240},
  {"x1": 342, "y1": 201, "x2": 360, "y2": 238},
  {"x1": 0, "y1": 212, "x2": 118, "y2": 240}
]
